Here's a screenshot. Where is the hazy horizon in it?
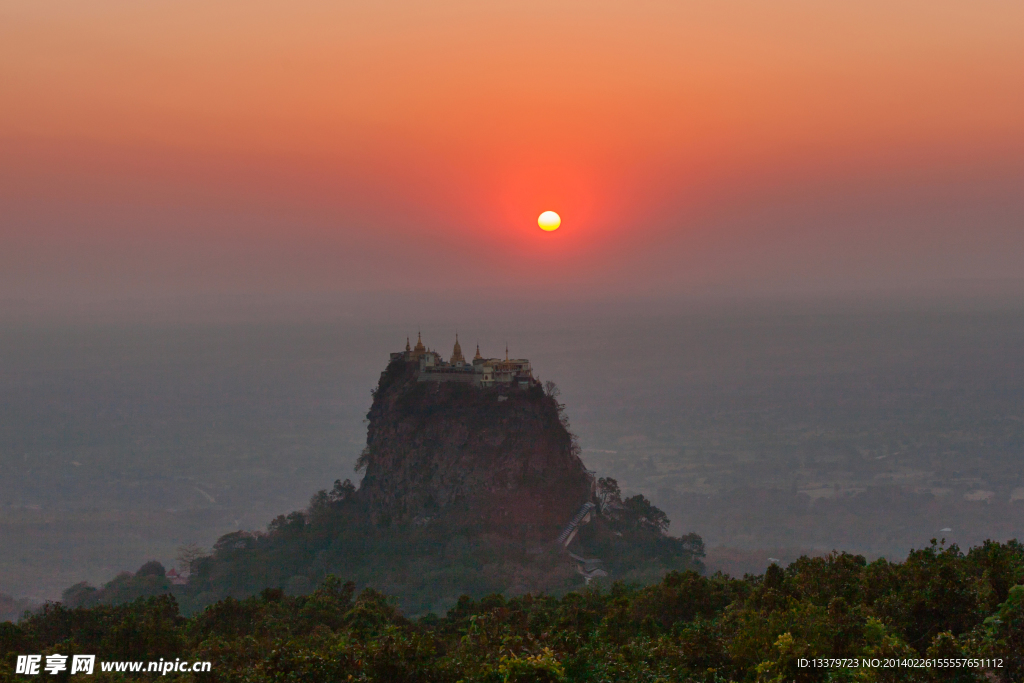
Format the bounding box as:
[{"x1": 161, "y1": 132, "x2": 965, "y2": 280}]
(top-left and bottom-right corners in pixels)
[{"x1": 3, "y1": 296, "x2": 1024, "y2": 602}]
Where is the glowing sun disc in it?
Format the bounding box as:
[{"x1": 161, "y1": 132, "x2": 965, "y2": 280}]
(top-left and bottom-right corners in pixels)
[{"x1": 538, "y1": 211, "x2": 561, "y2": 231}]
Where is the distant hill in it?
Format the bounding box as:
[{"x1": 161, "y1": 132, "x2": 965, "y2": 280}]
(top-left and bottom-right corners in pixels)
[
  {"x1": 0, "y1": 593, "x2": 37, "y2": 623},
  {"x1": 59, "y1": 355, "x2": 704, "y2": 616}
]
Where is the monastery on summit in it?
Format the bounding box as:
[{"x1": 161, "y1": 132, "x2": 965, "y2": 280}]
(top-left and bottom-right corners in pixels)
[{"x1": 390, "y1": 333, "x2": 538, "y2": 389}]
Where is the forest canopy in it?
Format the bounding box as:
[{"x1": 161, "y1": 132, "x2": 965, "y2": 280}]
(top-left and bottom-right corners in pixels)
[{"x1": 3, "y1": 540, "x2": 1024, "y2": 682}]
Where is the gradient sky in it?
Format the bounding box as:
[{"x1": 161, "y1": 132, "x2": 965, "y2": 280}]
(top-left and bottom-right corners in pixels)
[{"x1": 2, "y1": 1, "x2": 1023, "y2": 301}]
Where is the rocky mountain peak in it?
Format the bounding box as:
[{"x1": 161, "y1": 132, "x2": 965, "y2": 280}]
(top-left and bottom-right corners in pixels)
[{"x1": 356, "y1": 358, "x2": 594, "y2": 537}]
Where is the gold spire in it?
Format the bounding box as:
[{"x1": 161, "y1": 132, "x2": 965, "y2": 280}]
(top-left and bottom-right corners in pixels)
[
  {"x1": 412, "y1": 331, "x2": 426, "y2": 359},
  {"x1": 450, "y1": 333, "x2": 465, "y2": 364},
  {"x1": 474, "y1": 343, "x2": 482, "y2": 361},
  {"x1": 405, "y1": 337, "x2": 411, "y2": 352}
]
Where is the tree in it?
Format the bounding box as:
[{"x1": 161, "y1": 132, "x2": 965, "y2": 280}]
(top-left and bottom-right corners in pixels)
[
  {"x1": 268, "y1": 512, "x2": 307, "y2": 535},
  {"x1": 597, "y1": 477, "x2": 622, "y2": 511},
  {"x1": 355, "y1": 446, "x2": 371, "y2": 472},
  {"x1": 544, "y1": 380, "x2": 561, "y2": 399},
  {"x1": 176, "y1": 543, "x2": 206, "y2": 575},
  {"x1": 61, "y1": 581, "x2": 98, "y2": 608},
  {"x1": 329, "y1": 478, "x2": 357, "y2": 503},
  {"x1": 622, "y1": 494, "x2": 670, "y2": 533},
  {"x1": 136, "y1": 561, "x2": 166, "y2": 577}
]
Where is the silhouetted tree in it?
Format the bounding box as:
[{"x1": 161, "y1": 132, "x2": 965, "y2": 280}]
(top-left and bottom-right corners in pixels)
[
  {"x1": 597, "y1": 477, "x2": 622, "y2": 511},
  {"x1": 622, "y1": 494, "x2": 670, "y2": 533},
  {"x1": 175, "y1": 543, "x2": 206, "y2": 575}
]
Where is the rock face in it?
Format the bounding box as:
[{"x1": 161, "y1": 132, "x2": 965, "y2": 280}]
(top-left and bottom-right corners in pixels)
[{"x1": 357, "y1": 359, "x2": 594, "y2": 538}]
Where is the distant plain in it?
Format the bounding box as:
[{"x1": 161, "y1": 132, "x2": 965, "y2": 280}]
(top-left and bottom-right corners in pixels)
[{"x1": 2, "y1": 298, "x2": 1023, "y2": 601}]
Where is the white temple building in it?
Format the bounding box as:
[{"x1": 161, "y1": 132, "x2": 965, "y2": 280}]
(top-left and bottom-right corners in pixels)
[{"x1": 390, "y1": 333, "x2": 537, "y2": 389}]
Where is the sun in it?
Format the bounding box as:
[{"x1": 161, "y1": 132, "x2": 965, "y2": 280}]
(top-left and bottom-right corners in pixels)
[{"x1": 538, "y1": 211, "x2": 561, "y2": 231}]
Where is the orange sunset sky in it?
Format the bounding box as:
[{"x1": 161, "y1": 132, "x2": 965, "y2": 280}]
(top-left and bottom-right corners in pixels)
[{"x1": 2, "y1": 1, "x2": 1023, "y2": 301}]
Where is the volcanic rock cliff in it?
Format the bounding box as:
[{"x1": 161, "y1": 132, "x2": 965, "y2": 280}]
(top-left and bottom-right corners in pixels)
[{"x1": 356, "y1": 358, "x2": 594, "y2": 538}]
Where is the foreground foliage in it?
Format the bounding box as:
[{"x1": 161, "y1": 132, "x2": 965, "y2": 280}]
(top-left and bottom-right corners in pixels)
[{"x1": 3, "y1": 540, "x2": 1024, "y2": 681}]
